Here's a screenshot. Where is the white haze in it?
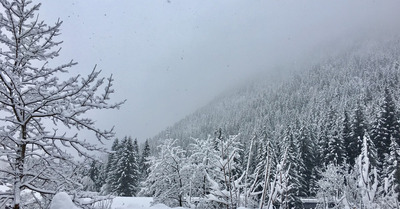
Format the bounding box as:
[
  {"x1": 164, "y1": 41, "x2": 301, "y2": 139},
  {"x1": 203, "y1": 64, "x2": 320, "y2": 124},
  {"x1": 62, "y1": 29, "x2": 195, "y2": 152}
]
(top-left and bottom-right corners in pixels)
[{"x1": 33, "y1": 0, "x2": 400, "y2": 146}]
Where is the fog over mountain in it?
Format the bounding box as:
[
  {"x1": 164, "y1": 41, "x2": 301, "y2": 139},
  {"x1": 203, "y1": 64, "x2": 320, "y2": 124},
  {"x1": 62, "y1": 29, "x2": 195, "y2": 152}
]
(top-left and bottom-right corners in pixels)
[{"x1": 34, "y1": 0, "x2": 400, "y2": 144}]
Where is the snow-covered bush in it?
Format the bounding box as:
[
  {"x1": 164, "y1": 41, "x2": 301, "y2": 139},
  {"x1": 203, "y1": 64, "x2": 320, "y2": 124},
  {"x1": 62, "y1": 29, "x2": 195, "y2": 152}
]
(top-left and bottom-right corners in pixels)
[{"x1": 50, "y1": 192, "x2": 79, "y2": 209}]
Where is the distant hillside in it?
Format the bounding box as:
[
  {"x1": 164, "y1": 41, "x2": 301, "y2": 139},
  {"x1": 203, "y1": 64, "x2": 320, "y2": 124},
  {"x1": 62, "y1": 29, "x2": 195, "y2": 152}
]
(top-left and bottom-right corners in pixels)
[{"x1": 150, "y1": 38, "x2": 400, "y2": 150}]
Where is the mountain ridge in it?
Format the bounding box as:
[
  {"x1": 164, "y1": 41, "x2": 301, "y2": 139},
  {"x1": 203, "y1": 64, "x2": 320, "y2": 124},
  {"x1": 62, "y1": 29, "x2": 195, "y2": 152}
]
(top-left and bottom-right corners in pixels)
[{"x1": 149, "y1": 38, "x2": 400, "y2": 152}]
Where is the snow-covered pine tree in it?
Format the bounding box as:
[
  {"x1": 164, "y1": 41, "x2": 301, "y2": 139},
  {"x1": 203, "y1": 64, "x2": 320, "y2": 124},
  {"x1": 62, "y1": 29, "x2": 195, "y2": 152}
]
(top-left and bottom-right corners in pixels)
[
  {"x1": 133, "y1": 138, "x2": 141, "y2": 181},
  {"x1": 326, "y1": 120, "x2": 345, "y2": 166},
  {"x1": 324, "y1": 107, "x2": 344, "y2": 166},
  {"x1": 86, "y1": 160, "x2": 105, "y2": 192},
  {"x1": 112, "y1": 137, "x2": 140, "y2": 196},
  {"x1": 342, "y1": 110, "x2": 353, "y2": 166},
  {"x1": 0, "y1": 1, "x2": 123, "y2": 208},
  {"x1": 371, "y1": 87, "x2": 399, "y2": 173},
  {"x1": 133, "y1": 138, "x2": 140, "y2": 164},
  {"x1": 279, "y1": 126, "x2": 302, "y2": 208},
  {"x1": 297, "y1": 125, "x2": 319, "y2": 197},
  {"x1": 139, "y1": 139, "x2": 151, "y2": 182},
  {"x1": 349, "y1": 103, "x2": 365, "y2": 167},
  {"x1": 268, "y1": 147, "x2": 290, "y2": 209},
  {"x1": 357, "y1": 132, "x2": 379, "y2": 208},
  {"x1": 383, "y1": 136, "x2": 400, "y2": 201},
  {"x1": 103, "y1": 138, "x2": 120, "y2": 195}
]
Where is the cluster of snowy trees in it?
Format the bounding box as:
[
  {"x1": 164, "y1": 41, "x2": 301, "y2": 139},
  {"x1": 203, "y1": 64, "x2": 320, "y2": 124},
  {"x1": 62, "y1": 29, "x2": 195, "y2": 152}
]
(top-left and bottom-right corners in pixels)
[
  {"x1": 145, "y1": 90, "x2": 400, "y2": 208},
  {"x1": 80, "y1": 137, "x2": 151, "y2": 197},
  {"x1": 147, "y1": 39, "x2": 400, "y2": 208}
]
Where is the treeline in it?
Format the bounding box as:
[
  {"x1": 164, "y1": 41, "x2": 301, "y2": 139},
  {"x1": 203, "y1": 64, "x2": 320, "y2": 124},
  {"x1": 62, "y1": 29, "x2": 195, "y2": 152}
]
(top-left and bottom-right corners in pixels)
[
  {"x1": 81, "y1": 39, "x2": 400, "y2": 208},
  {"x1": 142, "y1": 92, "x2": 400, "y2": 208},
  {"x1": 81, "y1": 137, "x2": 151, "y2": 197}
]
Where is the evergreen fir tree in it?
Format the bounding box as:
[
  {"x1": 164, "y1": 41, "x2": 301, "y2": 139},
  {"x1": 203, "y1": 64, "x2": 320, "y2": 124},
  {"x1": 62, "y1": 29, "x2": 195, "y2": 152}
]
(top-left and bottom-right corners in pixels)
[
  {"x1": 113, "y1": 137, "x2": 140, "y2": 196},
  {"x1": 372, "y1": 88, "x2": 399, "y2": 172},
  {"x1": 385, "y1": 136, "x2": 400, "y2": 201},
  {"x1": 326, "y1": 119, "x2": 345, "y2": 166},
  {"x1": 133, "y1": 138, "x2": 140, "y2": 160},
  {"x1": 357, "y1": 133, "x2": 379, "y2": 208},
  {"x1": 281, "y1": 127, "x2": 302, "y2": 208},
  {"x1": 103, "y1": 138, "x2": 120, "y2": 194},
  {"x1": 347, "y1": 103, "x2": 366, "y2": 168},
  {"x1": 140, "y1": 139, "x2": 151, "y2": 182},
  {"x1": 297, "y1": 126, "x2": 317, "y2": 197},
  {"x1": 342, "y1": 110, "x2": 353, "y2": 165},
  {"x1": 88, "y1": 160, "x2": 105, "y2": 192},
  {"x1": 133, "y1": 138, "x2": 141, "y2": 179}
]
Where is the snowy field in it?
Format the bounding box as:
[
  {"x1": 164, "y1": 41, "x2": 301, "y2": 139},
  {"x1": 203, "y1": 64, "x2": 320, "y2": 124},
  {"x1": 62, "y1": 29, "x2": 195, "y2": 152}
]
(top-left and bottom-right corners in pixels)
[
  {"x1": 0, "y1": 185, "x2": 175, "y2": 209},
  {"x1": 111, "y1": 197, "x2": 179, "y2": 209}
]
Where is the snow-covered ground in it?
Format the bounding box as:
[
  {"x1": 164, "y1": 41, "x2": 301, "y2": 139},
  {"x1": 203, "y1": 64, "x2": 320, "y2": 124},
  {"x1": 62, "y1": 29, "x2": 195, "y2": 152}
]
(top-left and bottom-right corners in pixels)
[
  {"x1": 1, "y1": 184, "x2": 173, "y2": 209},
  {"x1": 111, "y1": 197, "x2": 177, "y2": 209},
  {"x1": 2, "y1": 185, "x2": 202, "y2": 209}
]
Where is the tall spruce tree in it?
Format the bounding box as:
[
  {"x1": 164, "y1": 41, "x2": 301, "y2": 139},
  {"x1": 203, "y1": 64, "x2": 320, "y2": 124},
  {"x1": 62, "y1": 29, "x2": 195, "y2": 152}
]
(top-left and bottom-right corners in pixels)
[
  {"x1": 357, "y1": 133, "x2": 379, "y2": 208},
  {"x1": 372, "y1": 88, "x2": 400, "y2": 172},
  {"x1": 326, "y1": 119, "x2": 345, "y2": 166},
  {"x1": 139, "y1": 139, "x2": 151, "y2": 182},
  {"x1": 342, "y1": 110, "x2": 353, "y2": 165},
  {"x1": 278, "y1": 126, "x2": 302, "y2": 208},
  {"x1": 349, "y1": 103, "x2": 365, "y2": 167},
  {"x1": 113, "y1": 137, "x2": 140, "y2": 196},
  {"x1": 133, "y1": 138, "x2": 141, "y2": 180},
  {"x1": 297, "y1": 126, "x2": 318, "y2": 197},
  {"x1": 385, "y1": 136, "x2": 400, "y2": 201},
  {"x1": 87, "y1": 160, "x2": 105, "y2": 192},
  {"x1": 103, "y1": 138, "x2": 120, "y2": 194}
]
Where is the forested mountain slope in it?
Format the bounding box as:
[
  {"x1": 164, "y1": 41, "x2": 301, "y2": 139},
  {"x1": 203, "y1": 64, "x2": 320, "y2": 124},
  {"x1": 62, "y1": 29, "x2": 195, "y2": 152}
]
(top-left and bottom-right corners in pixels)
[
  {"x1": 151, "y1": 39, "x2": 400, "y2": 149},
  {"x1": 144, "y1": 39, "x2": 400, "y2": 208}
]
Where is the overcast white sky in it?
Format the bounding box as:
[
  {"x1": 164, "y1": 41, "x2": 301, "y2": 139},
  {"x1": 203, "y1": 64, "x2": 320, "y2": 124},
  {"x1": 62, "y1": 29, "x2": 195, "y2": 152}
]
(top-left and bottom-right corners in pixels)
[{"x1": 35, "y1": 0, "x2": 400, "y2": 145}]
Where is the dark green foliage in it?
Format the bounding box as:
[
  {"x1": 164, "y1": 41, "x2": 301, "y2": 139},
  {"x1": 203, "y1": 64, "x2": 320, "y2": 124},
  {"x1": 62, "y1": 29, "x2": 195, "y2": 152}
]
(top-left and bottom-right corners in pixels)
[
  {"x1": 113, "y1": 137, "x2": 140, "y2": 196},
  {"x1": 349, "y1": 105, "x2": 365, "y2": 167},
  {"x1": 88, "y1": 160, "x2": 106, "y2": 192},
  {"x1": 372, "y1": 88, "x2": 400, "y2": 172},
  {"x1": 139, "y1": 139, "x2": 151, "y2": 182},
  {"x1": 104, "y1": 138, "x2": 120, "y2": 194},
  {"x1": 386, "y1": 137, "x2": 400, "y2": 200},
  {"x1": 323, "y1": 107, "x2": 345, "y2": 166},
  {"x1": 284, "y1": 130, "x2": 302, "y2": 208},
  {"x1": 342, "y1": 110, "x2": 353, "y2": 165},
  {"x1": 296, "y1": 126, "x2": 318, "y2": 197},
  {"x1": 103, "y1": 137, "x2": 140, "y2": 196}
]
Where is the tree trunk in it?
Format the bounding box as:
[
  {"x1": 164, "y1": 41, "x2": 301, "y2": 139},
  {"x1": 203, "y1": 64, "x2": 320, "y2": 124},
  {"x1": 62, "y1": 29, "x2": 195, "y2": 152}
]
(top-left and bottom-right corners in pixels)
[
  {"x1": 14, "y1": 125, "x2": 27, "y2": 209},
  {"x1": 13, "y1": 146, "x2": 23, "y2": 209}
]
